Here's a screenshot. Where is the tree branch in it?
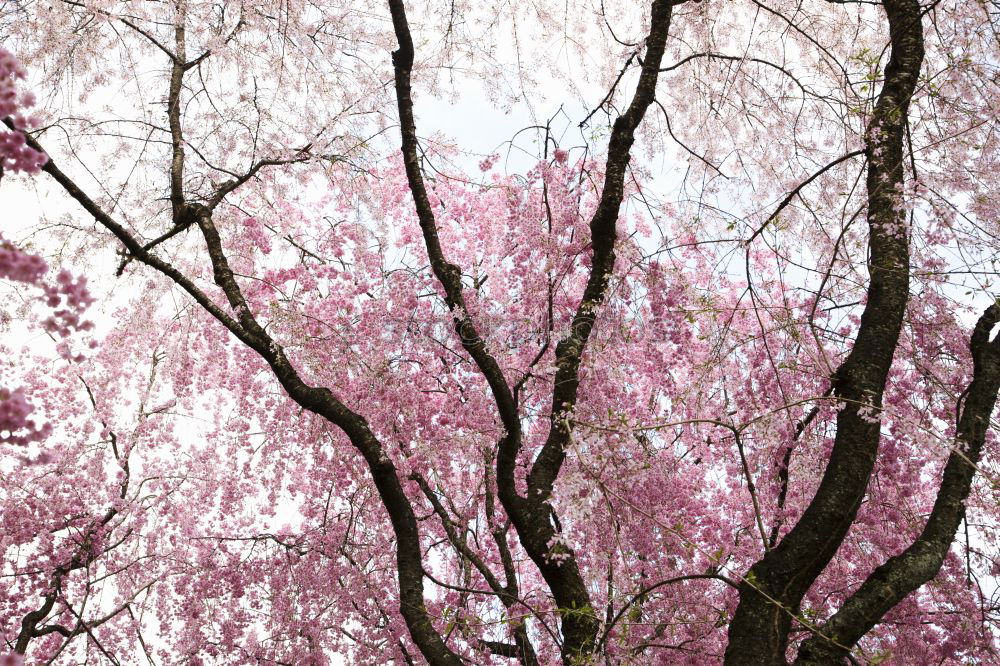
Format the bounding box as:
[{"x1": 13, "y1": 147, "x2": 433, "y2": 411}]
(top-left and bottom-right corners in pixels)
[
  {"x1": 795, "y1": 304, "x2": 1000, "y2": 664},
  {"x1": 726, "y1": 1, "x2": 924, "y2": 662}
]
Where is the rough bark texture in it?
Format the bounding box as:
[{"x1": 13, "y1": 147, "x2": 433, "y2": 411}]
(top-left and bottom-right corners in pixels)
[
  {"x1": 23, "y1": 18, "x2": 463, "y2": 664},
  {"x1": 386, "y1": 0, "x2": 678, "y2": 661},
  {"x1": 724, "y1": 1, "x2": 924, "y2": 663},
  {"x1": 794, "y1": 304, "x2": 1000, "y2": 664},
  {"x1": 510, "y1": 1, "x2": 677, "y2": 660}
]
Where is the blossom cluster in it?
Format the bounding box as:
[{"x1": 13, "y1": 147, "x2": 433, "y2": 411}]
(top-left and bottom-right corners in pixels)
[
  {"x1": 1, "y1": 50, "x2": 89, "y2": 447},
  {"x1": 41, "y1": 270, "x2": 95, "y2": 339},
  {"x1": 0, "y1": 235, "x2": 46, "y2": 284},
  {"x1": 0, "y1": 48, "x2": 45, "y2": 174},
  {"x1": 0, "y1": 387, "x2": 51, "y2": 446},
  {"x1": 0, "y1": 251, "x2": 92, "y2": 444}
]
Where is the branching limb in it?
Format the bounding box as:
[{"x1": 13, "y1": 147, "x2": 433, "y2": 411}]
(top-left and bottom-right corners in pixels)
[
  {"x1": 387, "y1": 0, "x2": 681, "y2": 661},
  {"x1": 795, "y1": 304, "x2": 1000, "y2": 664},
  {"x1": 746, "y1": 149, "x2": 866, "y2": 243},
  {"x1": 19, "y1": 45, "x2": 460, "y2": 666},
  {"x1": 726, "y1": 1, "x2": 924, "y2": 662}
]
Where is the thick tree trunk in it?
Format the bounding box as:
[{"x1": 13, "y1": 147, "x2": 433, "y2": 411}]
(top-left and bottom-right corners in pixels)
[
  {"x1": 724, "y1": 1, "x2": 924, "y2": 663},
  {"x1": 795, "y1": 304, "x2": 1000, "y2": 664}
]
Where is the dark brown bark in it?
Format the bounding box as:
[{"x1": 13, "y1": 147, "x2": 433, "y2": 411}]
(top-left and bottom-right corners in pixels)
[
  {"x1": 794, "y1": 304, "x2": 1000, "y2": 664},
  {"x1": 13, "y1": 515, "x2": 132, "y2": 655},
  {"x1": 20, "y1": 19, "x2": 463, "y2": 661},
  {"x1": 724, "y1": 1, "x2": 924, "y2": 663},
  {"x1": 192, "y1": 210, "x2": 464, "y2": 666},
  {"x1": 30, "y1": 141, "x2": 463, "y2": 666},
  {"x1": 13, "y1": 384, "x2": 134, "y2": 657},
  {"x1": 15, "y1": 593, "x2": 58, "y2": 654},
  {"x1": 167, "y1": 6, "x2": 187, "y2": 220},
  {"x1": 386, "y1": 0, "x2": 677, "y2": 661},
  {"x1": 513, "y1": 1, "x2": 677, "y2": 659}
]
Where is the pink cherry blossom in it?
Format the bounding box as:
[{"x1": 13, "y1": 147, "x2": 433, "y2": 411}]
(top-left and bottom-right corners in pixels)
[
  {"x1": 0, "y1": 1, "x2": 998, "y2": 664},
  {"x1": 0, "y1": 48, "x2": 45, "y2": 174}
]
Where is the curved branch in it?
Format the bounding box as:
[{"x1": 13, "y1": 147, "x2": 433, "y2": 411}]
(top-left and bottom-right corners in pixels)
[
  {"x1": 726, "y1": 0, "x2": 924, "y2": 662},
  {"x1": 746, "y1": 149, "x2": 866, "y2": 243},
  {"x1": 795, "y1": 304, "x2": 1000, "y2": 664},
  {"x1": 22, "y1": 66, "x2": 460, "y2": 666},
  {"x1": 387, "y1": 2, "x2": 680, "y2": 661},
  {"x1": 598, "y1": 574, "x2": 737, "y2": 651}
]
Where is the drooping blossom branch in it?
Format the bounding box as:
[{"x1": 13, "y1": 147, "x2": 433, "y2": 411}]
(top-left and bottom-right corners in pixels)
[{"x1": 1, "y1": 49, "x2": 92, "y2": 449}]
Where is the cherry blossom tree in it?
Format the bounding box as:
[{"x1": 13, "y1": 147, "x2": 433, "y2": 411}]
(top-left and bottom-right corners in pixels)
[{"x1": 2, "y1": 0, "x2": 1000, "y2": 664}]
